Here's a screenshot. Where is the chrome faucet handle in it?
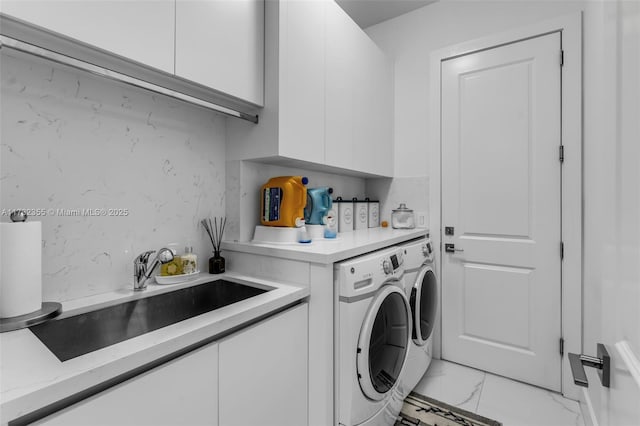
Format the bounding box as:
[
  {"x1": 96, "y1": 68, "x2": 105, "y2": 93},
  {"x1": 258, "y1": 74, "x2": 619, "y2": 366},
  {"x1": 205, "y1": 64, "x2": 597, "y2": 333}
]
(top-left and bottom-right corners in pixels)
[
  {"x1": 135, "y1": 250, "x2": 156, "y2": 265},
  {"x1": 133, "y1": 248, "x2": 174, "y2": 291},
  {"x1": 134, "y1": 250, "x2": 156, "y2": 291}
]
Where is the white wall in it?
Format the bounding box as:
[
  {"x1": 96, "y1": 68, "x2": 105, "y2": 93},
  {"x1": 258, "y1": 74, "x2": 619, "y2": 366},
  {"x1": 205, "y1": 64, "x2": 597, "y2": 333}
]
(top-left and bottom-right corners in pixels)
[
  {"x1": 365, "y1": 176, "x2": 429, "y2": 227},
  {"x1": 367, "y1": 1, "x2": 640, "y2": 423},
  {"x1": 366, "y1": 0, "x2": 585, "y2": 362},
  {"x1": 364, "y1": 0, "x2": 584, "y2": 238},
  {"x1": 366, "y1": 0, "x2": 584, "y2": 177},
  {"x1": 1, "y1": 52, "x2": 227, "y2": 302}
]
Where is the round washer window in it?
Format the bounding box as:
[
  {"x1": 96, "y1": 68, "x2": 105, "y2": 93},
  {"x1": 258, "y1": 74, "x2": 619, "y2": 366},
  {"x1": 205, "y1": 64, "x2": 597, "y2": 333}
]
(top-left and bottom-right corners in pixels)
[
  {"x1": 367, "y1": 291, "x2": 410, "y2": 394},
  {"x1": 418, "y1": 269, "x2": 437, "y2": 341}
]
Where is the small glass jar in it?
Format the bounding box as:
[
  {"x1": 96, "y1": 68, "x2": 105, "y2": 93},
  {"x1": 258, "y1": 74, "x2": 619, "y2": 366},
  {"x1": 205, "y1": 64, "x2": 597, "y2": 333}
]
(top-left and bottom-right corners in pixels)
[
  {"x1": 391, "y1": 203, "x2": 415, "y2": 229},
  {"x1": 182, "y1": 246, "x2": 198, "y2": 274}
]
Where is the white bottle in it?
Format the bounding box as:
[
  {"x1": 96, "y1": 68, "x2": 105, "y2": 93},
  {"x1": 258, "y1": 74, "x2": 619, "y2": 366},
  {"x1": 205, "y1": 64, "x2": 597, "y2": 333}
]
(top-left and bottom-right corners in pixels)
[
  {"x1": 323, "y1": 214, "x2": 337, "y2": 238},
  {"x1": 182, "y1": 246, "x2": 198, "y2": 274},
  {"x1": 295, "y1": 218, "x2": 312, "y2": 244}
]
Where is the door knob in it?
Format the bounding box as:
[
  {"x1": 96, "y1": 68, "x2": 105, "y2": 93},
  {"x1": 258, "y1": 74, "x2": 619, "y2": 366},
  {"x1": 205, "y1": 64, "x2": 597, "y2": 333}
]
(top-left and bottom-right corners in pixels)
[
  {"x1": 445, "y1": 243, "x2": 463, "y2": 253},
  {"x1": 568, "y1": 343, "x2": 610, "y2": 388}
]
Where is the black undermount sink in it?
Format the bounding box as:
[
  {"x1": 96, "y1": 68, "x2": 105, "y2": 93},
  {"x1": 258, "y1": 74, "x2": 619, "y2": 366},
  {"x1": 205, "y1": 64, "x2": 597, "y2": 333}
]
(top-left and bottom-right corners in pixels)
[{"x1": 30, "y1": 279, "x2": 270, "y2": 362}]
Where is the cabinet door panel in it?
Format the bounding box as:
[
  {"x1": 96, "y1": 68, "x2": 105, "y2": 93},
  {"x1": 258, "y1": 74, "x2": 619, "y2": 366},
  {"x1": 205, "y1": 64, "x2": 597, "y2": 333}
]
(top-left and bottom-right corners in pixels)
[
  {"x1": 325, "y1": 1, "x2": 356, "y2": 170},
  {"x1": 1, "y1": 0, "x2": 175, "y2": 74},
  {"x1": 352, "y1": 33, "x2": 393, "y2": 176},
  {"x1": 219, "y1": 304, "x2": 308, "y2": 426},
  {"x1": 352, "y1": 29, "x2": 373, "y2": 174},
  {"x1": 279, "y1": 0, "x2": 325, "y2": 163},
  {"x1": 175, "y1": 0, "x2": 264, "y2": 105},
  {"x1": 368, "y1": 47, "x2": 393, "y2": 176},
  {"x1": 35, "y1": 343, "x2": 218, "y2": 426}
]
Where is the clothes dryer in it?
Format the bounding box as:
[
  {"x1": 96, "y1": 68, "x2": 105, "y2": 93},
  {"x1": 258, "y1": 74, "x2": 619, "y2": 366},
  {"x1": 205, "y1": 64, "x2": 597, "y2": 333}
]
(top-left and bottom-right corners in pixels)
[
  {"x1": 335, "y1": 246, "x2": 412, "y2": 426},
  {"x1": 397, "y1": 237, "x2": 438, "y2": 398}
]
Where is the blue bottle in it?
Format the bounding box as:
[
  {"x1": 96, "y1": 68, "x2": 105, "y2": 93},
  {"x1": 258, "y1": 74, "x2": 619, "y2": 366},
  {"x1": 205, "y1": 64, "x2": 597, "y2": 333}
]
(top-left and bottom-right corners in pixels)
[{"x1": 304, "y1": 187, "x2": 333, "y2": 225}]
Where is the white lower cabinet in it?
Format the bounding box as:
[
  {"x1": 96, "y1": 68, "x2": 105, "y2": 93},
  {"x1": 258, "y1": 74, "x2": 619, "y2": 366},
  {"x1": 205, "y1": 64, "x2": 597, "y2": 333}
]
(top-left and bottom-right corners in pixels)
[
  {"x1": 32, "y1": 303, "x2": 308, "y2": 426},
  {"x1": 35, "y1": 343, "x2": 219, "y2": 426},
  {"x1": 219, "y1": 303, "x2": 309, "y2": 426}
]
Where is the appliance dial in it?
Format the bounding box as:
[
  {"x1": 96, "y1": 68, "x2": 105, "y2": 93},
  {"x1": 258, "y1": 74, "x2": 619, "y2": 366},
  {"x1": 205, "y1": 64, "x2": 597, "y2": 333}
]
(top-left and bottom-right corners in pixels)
[
  {"x1": 382, "y1": 259, "x2": 393, "y2": 274},
  {"x1": 422, "y1": 243, "x2": 430, "y2": 256}
]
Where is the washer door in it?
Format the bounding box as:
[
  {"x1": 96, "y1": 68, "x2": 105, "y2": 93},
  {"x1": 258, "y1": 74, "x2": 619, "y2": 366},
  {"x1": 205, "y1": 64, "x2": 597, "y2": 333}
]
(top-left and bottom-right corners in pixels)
[
  {"x1": 409, "y1": 266, "x2": 438, "y2": 346},
  {"x1": 357, "y1": 282, "x2": 411, "y2": 401}
]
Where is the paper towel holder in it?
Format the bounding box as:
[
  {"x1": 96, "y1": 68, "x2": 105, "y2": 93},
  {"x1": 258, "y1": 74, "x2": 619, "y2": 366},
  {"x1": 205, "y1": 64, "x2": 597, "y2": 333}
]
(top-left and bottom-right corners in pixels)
[
  {"x1": 0, "y1": 302, "x2": 62, "y2": 333},
  {"x1": 0, "y1": 210, "x2": 62, "y2": 332}
]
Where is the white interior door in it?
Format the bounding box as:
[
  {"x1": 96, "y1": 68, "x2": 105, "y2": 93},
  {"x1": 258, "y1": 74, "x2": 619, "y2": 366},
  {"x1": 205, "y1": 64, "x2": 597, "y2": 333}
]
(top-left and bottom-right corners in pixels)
[{"x1": 441, "y1": 32, "x2": 562, "y2": 391}]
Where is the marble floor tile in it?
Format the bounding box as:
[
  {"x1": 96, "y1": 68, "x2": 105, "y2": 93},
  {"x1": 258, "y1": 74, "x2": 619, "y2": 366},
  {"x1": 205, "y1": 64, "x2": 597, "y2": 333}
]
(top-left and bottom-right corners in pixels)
[
  {"x1": 475, "y1": 373, "x2": 584, "y2": 426},
  {"x1": 412, "y1": 358, "x2": 486, "y2": 412}
]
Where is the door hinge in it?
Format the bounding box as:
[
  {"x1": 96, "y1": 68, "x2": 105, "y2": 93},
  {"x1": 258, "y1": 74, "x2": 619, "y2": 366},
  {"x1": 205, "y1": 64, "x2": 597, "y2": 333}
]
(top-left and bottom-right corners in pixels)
[
  {"x1": 560, "y1": 338, "x2": 565, "y2": 356},
  {"x1": 559, "y1": 145, "x2": 564, "y2": 163},
  {"x1": 560, "y1": 50, "x2": 564, "y2": 66},
  {"x1": 561, "y1": 241, "x2": 565, "y2": 260}
]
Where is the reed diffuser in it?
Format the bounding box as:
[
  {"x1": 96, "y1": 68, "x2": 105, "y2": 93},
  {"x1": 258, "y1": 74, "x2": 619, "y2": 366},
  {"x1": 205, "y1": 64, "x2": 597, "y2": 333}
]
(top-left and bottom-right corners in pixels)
[{"x1": 201, "y1": 217, "x2": 226, "y2": 274}]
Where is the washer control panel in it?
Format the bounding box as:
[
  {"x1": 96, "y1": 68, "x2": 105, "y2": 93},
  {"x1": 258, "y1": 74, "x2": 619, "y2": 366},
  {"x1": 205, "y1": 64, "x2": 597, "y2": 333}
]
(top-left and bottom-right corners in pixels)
[
  {"x1": 336, "y1": 245, "x2": 407, "y2": 297},
  {"x1": 382, "y1": 251, "x2": 403, "y2": 275}
]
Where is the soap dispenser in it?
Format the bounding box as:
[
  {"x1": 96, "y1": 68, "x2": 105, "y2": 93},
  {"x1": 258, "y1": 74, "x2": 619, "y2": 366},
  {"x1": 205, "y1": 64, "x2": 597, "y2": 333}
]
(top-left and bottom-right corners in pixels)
[{"x1": 182, "y1": 246, "x2": 198, "y2": 274}]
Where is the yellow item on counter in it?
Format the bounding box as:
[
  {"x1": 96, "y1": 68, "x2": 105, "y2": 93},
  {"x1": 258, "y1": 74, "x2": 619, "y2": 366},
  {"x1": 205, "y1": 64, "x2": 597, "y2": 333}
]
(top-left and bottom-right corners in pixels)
[
  {"x1": 260, "y1": 176, "x2": 308, "y2": 227},
  {"x1": 160, "y1": 256, "x2": 184, "y2": 276}
]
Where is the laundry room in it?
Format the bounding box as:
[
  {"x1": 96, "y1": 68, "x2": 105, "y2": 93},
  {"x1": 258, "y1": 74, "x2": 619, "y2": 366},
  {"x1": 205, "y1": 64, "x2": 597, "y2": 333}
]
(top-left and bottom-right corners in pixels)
[{"x1": 0, "y1": 1, "x2": 638, "y2": 426}]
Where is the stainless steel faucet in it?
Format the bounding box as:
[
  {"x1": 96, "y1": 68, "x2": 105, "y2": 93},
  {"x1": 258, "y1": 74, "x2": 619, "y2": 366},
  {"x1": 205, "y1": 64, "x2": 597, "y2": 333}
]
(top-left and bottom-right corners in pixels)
[{"x1": 133, "y1": 248, "x2": 175, "y2": 291}]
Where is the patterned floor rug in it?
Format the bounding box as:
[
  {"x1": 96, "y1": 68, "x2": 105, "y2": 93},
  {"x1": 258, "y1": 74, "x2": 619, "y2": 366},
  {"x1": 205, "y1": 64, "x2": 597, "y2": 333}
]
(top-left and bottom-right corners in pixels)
[{"x1": 395, "y1": 392, "x2": 502, "y2": 426}]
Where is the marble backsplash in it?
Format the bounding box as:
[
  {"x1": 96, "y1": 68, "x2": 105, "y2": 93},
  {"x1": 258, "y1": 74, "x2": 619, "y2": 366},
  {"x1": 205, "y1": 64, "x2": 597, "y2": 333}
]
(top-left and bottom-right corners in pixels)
[
  {"x1": 1, "y1": 52, "x2": 227, "y2": 302},
  {"x1": 366, "y1": 176, "x2": 429, "y2": 227}
]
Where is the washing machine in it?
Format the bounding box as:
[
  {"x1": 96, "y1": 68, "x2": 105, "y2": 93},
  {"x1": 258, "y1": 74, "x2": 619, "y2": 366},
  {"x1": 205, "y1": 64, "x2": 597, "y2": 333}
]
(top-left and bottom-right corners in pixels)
[
  {"x1": 397, "y1": 236, "x2": 438, "y2": 398},
  {"x1": 335, "y1": 246, "x2": 412, "y2": 426}
]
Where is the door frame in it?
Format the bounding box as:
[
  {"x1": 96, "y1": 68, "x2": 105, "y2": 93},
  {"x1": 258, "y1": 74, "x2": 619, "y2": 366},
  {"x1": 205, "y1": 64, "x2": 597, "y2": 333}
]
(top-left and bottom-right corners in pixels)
[{"x1": 428, "y1": 12, "x2": 583, "y2": 399}]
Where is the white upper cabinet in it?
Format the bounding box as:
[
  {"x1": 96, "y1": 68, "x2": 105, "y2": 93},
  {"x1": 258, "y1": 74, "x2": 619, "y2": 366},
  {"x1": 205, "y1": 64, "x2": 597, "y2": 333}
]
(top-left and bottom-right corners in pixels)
[
  {"x1": 228, "y1": 0, "x2": 393, "y2": 177},
  {"x1": 278, "y1": 0, "x2": 325, "y2": 162},
  {"x1": 325, "y1": 0, "x2": 393, "y2": 176},
  {"x1": 325, "y1": 0, "x2": 357, "y2": 171},
  {"x1": 0, "y1": 0, "x2": 175, "y2": 74},
  {"x1": 352, "y1": 28, "x2": 393, "y2": 176},
  {"x1": 175, "y1": 0, "x2": 264, "y2": 106},
  {"x1": 1, "y1": 0, "x2": 264, "y2": 106}
]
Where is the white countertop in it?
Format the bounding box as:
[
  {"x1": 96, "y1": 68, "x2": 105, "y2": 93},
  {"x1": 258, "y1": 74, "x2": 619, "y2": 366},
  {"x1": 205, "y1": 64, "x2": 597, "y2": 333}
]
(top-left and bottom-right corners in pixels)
[
  {"x1": 222, "y1": 227, "x2": 428, "y2": 264},
  {"x1": 0, "y1": 272, "x2": 308, "y2": 424}
]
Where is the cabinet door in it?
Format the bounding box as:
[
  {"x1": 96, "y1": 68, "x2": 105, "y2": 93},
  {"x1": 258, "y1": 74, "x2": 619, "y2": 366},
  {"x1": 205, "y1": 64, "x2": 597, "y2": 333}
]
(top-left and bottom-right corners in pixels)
[
  {"x1": 219, "y1": 303, "x2": 308, "y2": 426},
  {"x1": 0, "y1": 1, "x2": 175, "y2": 74},
  {"x1": 365, "y1": 45, "x2": 393, "y2": 176},
  {"x1": 325, "y1": 0, "x2": 356, "y2": 171},
  {"x1": 352, "y1": 33, "x2": 393, "y2": 176},
  {"x1": 34, "y1": 343, "x2": 219, "y2": 426},
  {"x1": 325, "y1": 2, "x2": 393, "y2": 177},
  {"x1": 175, "y1": 0, "x2": 264, "y2": 105},
  {"x1": 278, "y1": 0, "x2": 325, "y2": 163}
]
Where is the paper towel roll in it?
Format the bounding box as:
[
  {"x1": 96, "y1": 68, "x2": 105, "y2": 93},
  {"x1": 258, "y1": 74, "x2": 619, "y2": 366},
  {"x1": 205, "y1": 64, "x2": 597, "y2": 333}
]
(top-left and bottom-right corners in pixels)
[{"x1": 1, "y1": 221, "x2": 42, "y2": 318}]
